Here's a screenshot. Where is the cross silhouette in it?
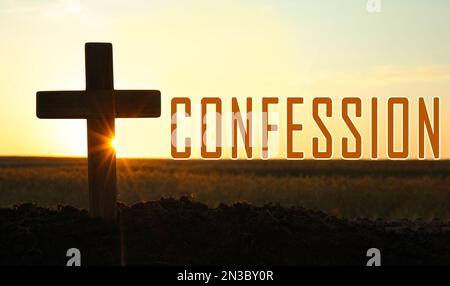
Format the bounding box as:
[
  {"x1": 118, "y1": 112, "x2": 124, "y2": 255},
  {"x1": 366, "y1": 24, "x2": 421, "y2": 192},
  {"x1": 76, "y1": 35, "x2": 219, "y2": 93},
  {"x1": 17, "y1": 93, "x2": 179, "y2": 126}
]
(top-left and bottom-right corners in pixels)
[{"x1": 37, "y1": 43, "x2": 161, "y2": 219}]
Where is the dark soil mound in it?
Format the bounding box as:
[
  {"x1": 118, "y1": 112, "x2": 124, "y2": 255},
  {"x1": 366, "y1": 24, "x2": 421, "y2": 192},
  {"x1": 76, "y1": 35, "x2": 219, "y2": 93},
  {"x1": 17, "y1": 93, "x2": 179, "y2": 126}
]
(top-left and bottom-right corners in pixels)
[{"x1": 0, "y1": 198, "x2": 449, "y2": 265}]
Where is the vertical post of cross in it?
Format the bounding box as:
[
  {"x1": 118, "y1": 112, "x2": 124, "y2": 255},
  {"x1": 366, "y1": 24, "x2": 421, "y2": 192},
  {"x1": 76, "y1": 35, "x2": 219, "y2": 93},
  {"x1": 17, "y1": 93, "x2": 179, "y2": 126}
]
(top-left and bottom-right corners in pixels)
[{"x1": 85, "y1": 43, "x2": 117, "y2": 219}]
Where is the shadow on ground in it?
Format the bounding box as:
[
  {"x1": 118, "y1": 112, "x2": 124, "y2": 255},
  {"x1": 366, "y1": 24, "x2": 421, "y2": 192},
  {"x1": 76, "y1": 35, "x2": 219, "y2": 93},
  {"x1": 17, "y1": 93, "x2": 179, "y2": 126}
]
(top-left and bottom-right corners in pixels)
[{"x1": 0, "y1": 197, "x2": 449, "y2": 265}]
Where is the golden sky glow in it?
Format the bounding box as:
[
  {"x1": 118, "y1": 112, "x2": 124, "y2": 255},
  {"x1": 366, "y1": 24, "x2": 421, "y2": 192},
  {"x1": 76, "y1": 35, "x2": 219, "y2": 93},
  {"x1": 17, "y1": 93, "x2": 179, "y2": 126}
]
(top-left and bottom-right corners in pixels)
[{"x1": 0, "y1": 0, "x2": 449, "y2": 158}]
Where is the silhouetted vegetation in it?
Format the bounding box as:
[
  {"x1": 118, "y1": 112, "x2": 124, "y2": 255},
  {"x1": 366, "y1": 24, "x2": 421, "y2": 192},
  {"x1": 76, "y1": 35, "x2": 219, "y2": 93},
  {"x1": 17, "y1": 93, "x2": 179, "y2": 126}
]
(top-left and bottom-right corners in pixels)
[{"x1": 0, "y1": 157, "x2": 449, "y2": 221}]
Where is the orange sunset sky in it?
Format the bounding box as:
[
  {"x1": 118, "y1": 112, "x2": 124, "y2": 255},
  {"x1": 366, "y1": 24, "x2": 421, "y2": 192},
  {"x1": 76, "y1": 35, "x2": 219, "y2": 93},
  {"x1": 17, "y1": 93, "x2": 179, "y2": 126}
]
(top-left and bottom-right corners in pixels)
[{"x1": 0, "y1": 0, "x2": 449, "y2": 159}]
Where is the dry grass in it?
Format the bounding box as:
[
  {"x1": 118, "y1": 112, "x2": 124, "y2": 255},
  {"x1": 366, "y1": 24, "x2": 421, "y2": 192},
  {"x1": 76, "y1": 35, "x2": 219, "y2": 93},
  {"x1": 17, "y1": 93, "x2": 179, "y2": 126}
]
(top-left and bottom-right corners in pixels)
[{"x1": 0, "y1": 157, "x2": 449, "y2": 221}]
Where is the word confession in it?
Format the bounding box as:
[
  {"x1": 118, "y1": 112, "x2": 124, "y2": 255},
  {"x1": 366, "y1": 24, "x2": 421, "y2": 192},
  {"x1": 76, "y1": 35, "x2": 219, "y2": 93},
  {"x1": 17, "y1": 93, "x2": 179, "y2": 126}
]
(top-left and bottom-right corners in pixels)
[{"x1": 171, "y1": 97, "x2": 440, "y2": 160}]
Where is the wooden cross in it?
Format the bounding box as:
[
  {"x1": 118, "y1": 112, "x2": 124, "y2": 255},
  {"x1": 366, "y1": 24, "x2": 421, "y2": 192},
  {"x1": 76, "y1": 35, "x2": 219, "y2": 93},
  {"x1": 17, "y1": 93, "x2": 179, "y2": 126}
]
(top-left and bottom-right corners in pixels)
[{"x1": 36, "y1": 43, "x2": 161, "y2": 219}]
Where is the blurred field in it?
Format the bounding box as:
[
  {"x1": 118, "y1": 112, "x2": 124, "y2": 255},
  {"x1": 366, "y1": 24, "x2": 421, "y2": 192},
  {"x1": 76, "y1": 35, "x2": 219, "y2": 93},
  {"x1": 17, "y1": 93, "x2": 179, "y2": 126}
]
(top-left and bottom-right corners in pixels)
[{"x1": 0, "y1": 157, "x2": 449, "y2": 221}]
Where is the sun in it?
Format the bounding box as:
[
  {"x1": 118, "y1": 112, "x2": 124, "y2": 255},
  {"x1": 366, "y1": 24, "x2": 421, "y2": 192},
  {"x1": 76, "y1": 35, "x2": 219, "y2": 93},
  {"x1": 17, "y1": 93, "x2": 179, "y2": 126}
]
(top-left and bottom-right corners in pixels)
[{"x1": 111, "y1": 138, "x2": 117, "y2": 150}]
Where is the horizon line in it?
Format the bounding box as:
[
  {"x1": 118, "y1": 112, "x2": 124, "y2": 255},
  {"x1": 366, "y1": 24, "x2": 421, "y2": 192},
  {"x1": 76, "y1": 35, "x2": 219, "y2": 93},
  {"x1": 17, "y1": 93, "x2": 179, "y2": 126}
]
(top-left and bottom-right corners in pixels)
[{"x1": 0, "y1": 155, "x2": 448, "y2": 162}]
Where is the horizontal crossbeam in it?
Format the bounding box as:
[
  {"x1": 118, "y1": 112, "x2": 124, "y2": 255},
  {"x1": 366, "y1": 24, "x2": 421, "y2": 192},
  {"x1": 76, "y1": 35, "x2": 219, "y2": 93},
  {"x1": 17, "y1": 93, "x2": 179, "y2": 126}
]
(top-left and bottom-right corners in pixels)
[{"x1": 36, "y1": 90, "x2": 161, "y2": 119}]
